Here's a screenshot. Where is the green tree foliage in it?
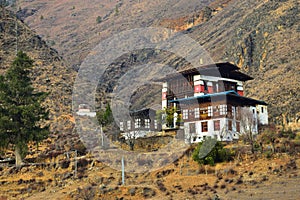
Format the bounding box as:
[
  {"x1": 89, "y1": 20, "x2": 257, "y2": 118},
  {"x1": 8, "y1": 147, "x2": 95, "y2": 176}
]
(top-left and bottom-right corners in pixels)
[
  {"x1": 96, "y1": 16, "x2": 102, "y2": 24},
  {"x1": 165, "y1": 107, "x2": 176, "y2": 128},
  {"x1": 192, "y1": 138, "x2": 232, "y2": 166},
  {"x1": 0, "y1": 51, "x2": 49, "y2": 166},
  {"x1": 96, "y1": 103, "x2": 113, "y2": 126}
]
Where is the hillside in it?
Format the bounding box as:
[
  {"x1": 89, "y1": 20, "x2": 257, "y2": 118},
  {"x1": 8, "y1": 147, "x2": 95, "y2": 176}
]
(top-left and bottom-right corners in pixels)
[
  {"x1": 16, "y1": 0, "x2": 300, "y2": 125},
  {"x1": 0, "y1": 8, "x2": 76, "y2": 133},
  {"x1": 187, "y1": 0, "x2": 300, "y2": 124}
]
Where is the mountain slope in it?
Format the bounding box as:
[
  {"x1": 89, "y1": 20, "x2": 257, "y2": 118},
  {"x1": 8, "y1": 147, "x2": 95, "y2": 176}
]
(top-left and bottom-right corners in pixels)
[
  {"x1": 0, "y1": 8, "x2": 76, "y2": 132},
  {"x1": 187, "y1": 0, "x2": 299, "y2": 123},
  {"x1": 16, "y1": 0, "x2": 300, "y2": 124}
]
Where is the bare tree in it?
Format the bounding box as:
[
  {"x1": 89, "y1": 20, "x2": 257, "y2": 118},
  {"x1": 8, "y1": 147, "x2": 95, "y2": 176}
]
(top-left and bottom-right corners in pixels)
[
  {"x1": 239, "y1": 107, "x2": 258, "y2": 153},
  {"x1": 123, "y1": 129, "x2": 140, "y2": 151},
  {"x1": 219, "y1": 122, "x2": 228, "y2": 142}
]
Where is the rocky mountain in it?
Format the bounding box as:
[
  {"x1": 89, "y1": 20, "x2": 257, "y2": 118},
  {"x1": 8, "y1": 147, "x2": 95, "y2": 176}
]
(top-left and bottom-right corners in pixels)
[
  {"x1": 0, "y1": 7, "x2": 76, "y2": 132},
  {"x1": 13, "y1": 0, "x2": 300, "y2": 125}
]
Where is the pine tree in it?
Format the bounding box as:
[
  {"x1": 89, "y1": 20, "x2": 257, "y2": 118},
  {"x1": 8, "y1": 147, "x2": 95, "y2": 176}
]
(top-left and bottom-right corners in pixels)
[{"x1": 0, "y1": 51, "x2": 49, "y2": 166}]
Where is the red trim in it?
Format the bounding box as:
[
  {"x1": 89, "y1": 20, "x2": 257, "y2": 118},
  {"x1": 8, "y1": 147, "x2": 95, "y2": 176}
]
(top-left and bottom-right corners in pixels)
[
  {"x1": 238, "y1": 90, "x2": 244, "y2": 96},
  {"x1": 200, "y1": 85, "x2": 205, "y2": 92},
  {"x1": 162, "y1": 92, "x2": 167, "y2": 100},
  {"x1": 194, "y1": 85, "x2": 201, "y2": 93},
  {"x1": 208, "y1": 86, "x2": 213, "y2": 94}
]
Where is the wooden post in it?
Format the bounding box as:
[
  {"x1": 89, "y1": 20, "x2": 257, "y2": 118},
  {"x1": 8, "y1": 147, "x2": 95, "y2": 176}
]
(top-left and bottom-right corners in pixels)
[{"x1": 74, "y1": 150, "x2": 77, "y2": 179}]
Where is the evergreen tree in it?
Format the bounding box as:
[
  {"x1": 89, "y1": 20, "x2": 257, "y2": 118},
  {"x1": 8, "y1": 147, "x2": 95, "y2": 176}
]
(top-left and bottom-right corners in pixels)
[
  {"x1": 96, "y1": 103, "x2": 113, "y2": 126},
  {"x1": 0, "y1": 51, "x2": 49, "y2": 166}
]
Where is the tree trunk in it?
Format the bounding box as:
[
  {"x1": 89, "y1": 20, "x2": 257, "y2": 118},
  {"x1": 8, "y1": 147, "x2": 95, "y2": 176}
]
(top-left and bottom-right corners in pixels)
[
  {"x1": 15, "y1": 146, "x2": 23, "y2": 167},
  {"x1": 251, "y1": 142, "x2": 255, "y2": 154}
]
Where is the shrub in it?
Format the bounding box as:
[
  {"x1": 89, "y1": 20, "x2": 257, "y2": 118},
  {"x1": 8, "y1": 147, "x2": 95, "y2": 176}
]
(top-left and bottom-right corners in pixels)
[
  {"x1": 192, "y1": 138, "x2": 232, "y2": 166},
  {"x1": 279, "y1": 129, "x2": 296, "y2": 139},
  {"x1": 96, "y1": 16, "x2": 102, "y2": 24}
]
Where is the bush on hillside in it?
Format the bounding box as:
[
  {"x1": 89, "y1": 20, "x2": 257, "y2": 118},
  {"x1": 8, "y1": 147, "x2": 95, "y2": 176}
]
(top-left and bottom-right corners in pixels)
[{"x1": 192, "y1": 138, "x2": 232, "y2": 166}]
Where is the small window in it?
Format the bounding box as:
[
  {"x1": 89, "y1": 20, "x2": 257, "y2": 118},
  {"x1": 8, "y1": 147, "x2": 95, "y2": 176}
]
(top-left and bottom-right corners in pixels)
[
  {"x1": 120, "y1": 122, "x2": 124, "y2": 131},
  {"x1": 220, "y1": 105, "x2": 227, "y2": 115},
  {"x1": 183, "y1": 109, "x2": 188, "y2": 120},
  {"x1": 227, "y1": 105, "x2": 232, "y2": 117},
  {"x1": 194, "y1": 108, "x2": 200, "y2": 118},
  {"x1": 145, "y1": 119, "x2": 150, "y2": 129},
  {"x1": 228, "y1": 120, "x2": 232, "y2": 131},
  {"x1": 208, "y1": 106, "x2": 213, "y2": 117},
  {"x1": 189, "y1": 123, "x2": 196, "y2": 133},
  {"x1": 261, "y1": 107, "x2": 264, "y2": 113},
  {"x1": 154, "y1": 120, "x2": 158, "y2": 129},
  {"x1": 213, "y1": 106, "x2": 220, "y2": 116},
  {"x1": 200, "y1": 107, "x2": 208, "y2": 119},
  {"x1": 135, "y1": 118, "x2": 141, "y2": 128},
  {"x1": 236, "y1": 121, "x2": 240, "y2": 133},
  {"x1": 236, "y1": 106, "x2": 241, "y2": 120},
  {"x1": 213, "y1": 120, "x2": 220, "y2": 131},
  {"x1": 201, "y1": 121, "x2": 208, "y2": 132},
  {"x1": 193, "y1": 137, "x2": 197, "y2": 142},
  {"x1": 127, "y1": 121, "x2": 131, "y2": 130}
]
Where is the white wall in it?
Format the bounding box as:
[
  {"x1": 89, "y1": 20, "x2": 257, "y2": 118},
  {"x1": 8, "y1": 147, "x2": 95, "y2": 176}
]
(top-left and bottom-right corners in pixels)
[
  {"x1": 256, "y1": 105, "x2": 268, "y2": 125},
  {"x1": 184, "y1": 117, "x2": 241, "y2": 143}
]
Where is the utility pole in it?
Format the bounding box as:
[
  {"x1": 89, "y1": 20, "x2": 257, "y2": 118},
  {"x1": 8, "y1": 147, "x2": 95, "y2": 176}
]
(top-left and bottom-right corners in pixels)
[{"x1": 121, "y1": 156, "x2": 125, "y2": 185}]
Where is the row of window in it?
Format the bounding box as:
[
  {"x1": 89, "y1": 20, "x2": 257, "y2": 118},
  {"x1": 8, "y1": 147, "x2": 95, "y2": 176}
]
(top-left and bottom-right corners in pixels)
[
  {"x1": 189, "y1": 120, "x2": 240, "y2": 133},
  {"x1": 182, "y1": 105, "x2": 241, "y2": 120},
  {"x1": 120, "y1": 119, "x2": 158, "y2": 131},
  {"x1": 168, "y1": 79, "x2": 238, "y2": 96}
]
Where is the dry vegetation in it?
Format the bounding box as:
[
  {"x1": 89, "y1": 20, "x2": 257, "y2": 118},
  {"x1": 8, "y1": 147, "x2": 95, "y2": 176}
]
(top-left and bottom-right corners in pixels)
[
  {"x1": 0, "y1": 0, "x2": 299, "y2": 199},
  {"x1": 0, "y1": 131, "x2": 300, "y2": 200}
]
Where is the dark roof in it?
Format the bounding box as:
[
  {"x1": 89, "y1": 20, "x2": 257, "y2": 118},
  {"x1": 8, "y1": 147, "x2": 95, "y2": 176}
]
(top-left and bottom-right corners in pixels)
[
  {"x1": 170, "y1": 90, "x2": 267, "y2": 106},
  {"x1": 129, "y1": 108, "x2": 157, "y2": 117},
  {"x1": 156, "y1": 62, "x2": 253, "y2": 82}
]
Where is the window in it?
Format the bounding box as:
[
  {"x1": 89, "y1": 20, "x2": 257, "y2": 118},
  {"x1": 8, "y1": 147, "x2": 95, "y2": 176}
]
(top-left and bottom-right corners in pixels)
[
  {"x1": 189, "y1": 123, "x2": 196, "y2": 133},
  {"x1": 214, "y1": 120, "x2": 220, "y2": 131},
  {"x1": 213, "y1": 106, "x2": 220, "y2": 116},
  {"x1": 200, "y1": 107, "x2": 208, "y2": 119},
  {"x1": 127, "y1": 120, "x2": 131, "y2": 130},
  {"x1": 120, "y1": 122, "x2": 124, "y2": 131},
  {"x1": 261, "y1": 107, "x2": 264, "y2": 113},
  {"x1": 236, "y1": 106, "x2": 241, "y2": 120},
  {"x1": 201, "y1": 121, "x2": 208, "y2": 132},
  {"x1": 135, "y1": 118, "x2": 141, "y2": 128},
  {"x1": 145, "y1": 119, "x2": 150, "y2": 129},
  {"x1": 227, "y1": 105, "x2": 232, "y2": 117},
  {"x1": 194, "y1": 108, "x2": 199, "y2": 118},
  {"x1": 228, "y1": 120, "x2": 232, "y2": 131},
  {"x1": 220, "y1": 105, "x2": 227, "y2": 115},
  {"x1": 208, "y1": 106, "x2": 213, "y2": 117},
  {"x1": 236, "y1": 121, "x2": 240, "y2": 132},
  {"x1": 183, "y1": 109, "x2": 188, "y2": 120},
  {"x1": 154, "y1": 120, "x2": 158, "y2": 129}
]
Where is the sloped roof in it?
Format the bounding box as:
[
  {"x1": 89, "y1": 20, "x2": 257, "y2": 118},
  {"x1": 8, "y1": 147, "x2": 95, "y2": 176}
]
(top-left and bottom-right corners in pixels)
[{"x1": 156, "y1": 62, "x2": 253, "y2": 82}]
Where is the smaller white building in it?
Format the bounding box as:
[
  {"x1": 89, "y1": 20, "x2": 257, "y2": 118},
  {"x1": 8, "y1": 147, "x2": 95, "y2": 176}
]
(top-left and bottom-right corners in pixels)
[{"x1": 76, "y1": 104, "x2": 96, "y2": 117}]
